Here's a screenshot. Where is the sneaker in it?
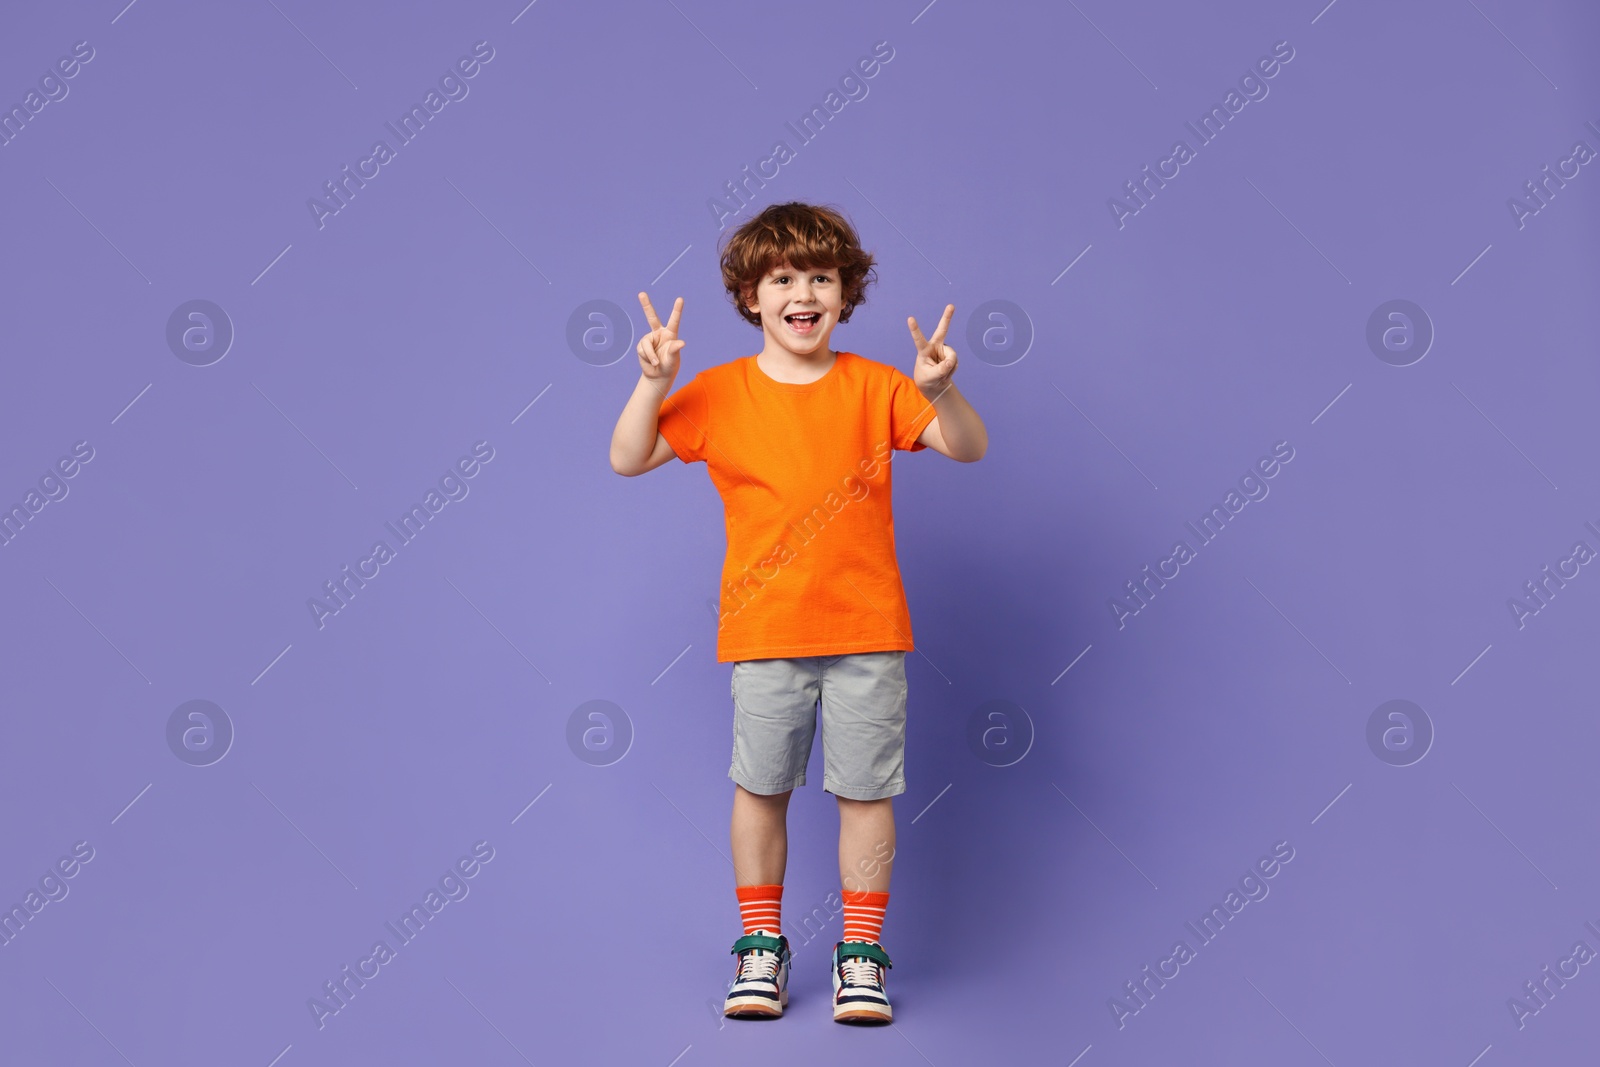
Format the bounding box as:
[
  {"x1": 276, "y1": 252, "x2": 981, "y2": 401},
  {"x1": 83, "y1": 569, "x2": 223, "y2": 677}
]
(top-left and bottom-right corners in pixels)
[
  {"x1": 832, "y1": 940, "x2": 893, "y2": 1024},
  {"x1": 724, "y1": 932, "x2": 791, "y2": 1018}
]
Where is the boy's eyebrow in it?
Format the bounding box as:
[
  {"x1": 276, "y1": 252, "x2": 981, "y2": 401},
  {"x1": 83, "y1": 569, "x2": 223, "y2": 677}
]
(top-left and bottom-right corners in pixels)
[{"x1": 765, "y1": 266, "x2": 837, "y2": 278}]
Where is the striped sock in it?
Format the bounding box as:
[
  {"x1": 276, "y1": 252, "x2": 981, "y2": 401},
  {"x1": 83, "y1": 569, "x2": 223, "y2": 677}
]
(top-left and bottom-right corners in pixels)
[
  {"x1": 841, "y1": 889, "x2": 889, "y2": 944},
  {"x1": 736, "y1": 884, "x2": 784, "y2": 935}
]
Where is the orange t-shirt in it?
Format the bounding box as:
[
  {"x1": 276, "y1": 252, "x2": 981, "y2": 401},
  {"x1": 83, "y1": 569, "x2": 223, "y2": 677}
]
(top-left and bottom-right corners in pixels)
[{"x1": 656, "y1": 350, "x2": 938, "y2": 663}]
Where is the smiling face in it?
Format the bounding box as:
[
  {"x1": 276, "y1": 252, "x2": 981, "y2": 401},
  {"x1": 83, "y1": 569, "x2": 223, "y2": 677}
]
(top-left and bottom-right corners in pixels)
[{"x1": 747, "y1": 261, "x2": 845, "y2": 358}]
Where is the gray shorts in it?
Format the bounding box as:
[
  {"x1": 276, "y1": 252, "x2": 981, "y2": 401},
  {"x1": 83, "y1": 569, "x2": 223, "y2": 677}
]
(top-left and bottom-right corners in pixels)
[{"x1": 729, "y1": 651, "x2": 908, "y2": 801}]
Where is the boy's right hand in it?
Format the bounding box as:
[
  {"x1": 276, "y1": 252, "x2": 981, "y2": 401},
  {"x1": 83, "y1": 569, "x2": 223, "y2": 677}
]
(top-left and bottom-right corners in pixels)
[{"x1": 637, "y1": 292, "x2": 685, "y2": 383}]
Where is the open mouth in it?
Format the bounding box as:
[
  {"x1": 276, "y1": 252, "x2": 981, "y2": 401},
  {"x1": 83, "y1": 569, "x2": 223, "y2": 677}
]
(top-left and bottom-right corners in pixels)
[{"x1": 784, "y1": 312, "x2": 821, "y2": 334}]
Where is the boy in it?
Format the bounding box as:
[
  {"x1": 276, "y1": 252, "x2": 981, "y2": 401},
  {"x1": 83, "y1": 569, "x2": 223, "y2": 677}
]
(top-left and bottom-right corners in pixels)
[{"x1": 609, "y1": 202, "x2": 986, "y2": 1024}]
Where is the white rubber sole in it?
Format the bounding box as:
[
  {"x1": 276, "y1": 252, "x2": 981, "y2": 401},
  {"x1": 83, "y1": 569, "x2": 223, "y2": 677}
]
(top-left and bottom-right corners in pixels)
[
  {"x1": 724, "y1": 987, "x2": 788, "y2": 1018},
  {"x1": 833, "y1": 999, "x2": 892, "y2": 1024}
]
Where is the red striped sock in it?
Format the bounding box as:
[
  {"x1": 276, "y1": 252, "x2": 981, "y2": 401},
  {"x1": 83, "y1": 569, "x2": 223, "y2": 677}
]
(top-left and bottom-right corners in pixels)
[
  {"x1": 736, "y1": 884, "x2": 783, "y2": 935},
  {"x1": 841, "y1": 890, "x2": 889, "y2": 944}
]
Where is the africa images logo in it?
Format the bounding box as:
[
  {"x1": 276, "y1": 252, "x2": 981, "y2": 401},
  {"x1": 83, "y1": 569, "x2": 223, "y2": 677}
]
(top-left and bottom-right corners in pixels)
[
  {"x1": 306, "y1": 42, "x2": 496, "y2": 230},
  {"x1": 1108, "y1": 442, "x2": 1295, "y2": 629},
  {"x1": 1109, "y1": 840, "x2": 1296, "y2": 1029},
  {"x1": 307, "y1": 841, "x2": 495, "y2": 1029},
  {"x1": 307, "y1": 441, "x2": 495, "y2": 629}
]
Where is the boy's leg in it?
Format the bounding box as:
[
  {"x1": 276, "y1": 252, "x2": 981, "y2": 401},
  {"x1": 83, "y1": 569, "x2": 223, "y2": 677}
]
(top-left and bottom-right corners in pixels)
[
  {"x1": 832, "y1": 797, "x2": 896, "y2": 1024},
  {"x1": 819, "y1": 648, "x2": 906, "y2": 918},
  {"x1": 837, "y1": 796, "x2": 894, "y2": 944},
  {"x1": 730, "y1": 785, "x2": 790, "y2": 937},
  {"x1": 837, "y1": 795, "x2": 894, "y2": 894},
  {"x1": 818, "y1": 652, "x2": 904, "y2": 1024},
  {"x1": 724, "y1": 785, "x2": 795, "y2": 1019},
  {"x1": 727, "y1": 655, "x2": 822, "y2": 925},
  {"x1": 730, "y1": 784, "x2": 791, "y2": 888},
  {"x1": 722, "y1": 659, "x2": 819, "y2": 1020}
]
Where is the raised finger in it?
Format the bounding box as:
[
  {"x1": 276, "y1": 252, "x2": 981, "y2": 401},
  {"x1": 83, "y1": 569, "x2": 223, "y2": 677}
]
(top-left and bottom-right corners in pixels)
[
  {"x1": 907, "y1": 315, "x2": 929, "y2": 351},
  {"x1": 664, "y1": 296, "x2": 683, "y2": 337},
  {"x1": 638, "y1": 291, "x2": 663, "y2": 332},
  {"x1": 928, "y1": 304, "x2": 955, "y2": 347}
]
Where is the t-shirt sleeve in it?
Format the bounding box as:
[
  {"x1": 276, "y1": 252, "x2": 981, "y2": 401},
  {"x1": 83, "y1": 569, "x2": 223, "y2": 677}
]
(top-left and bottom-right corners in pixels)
[
  {"x1": 656, "y1": 372, "x2": 712, "y2": 464},
  {"x1": 889, "y1": 367, "x2": 938, "y2": 451}
]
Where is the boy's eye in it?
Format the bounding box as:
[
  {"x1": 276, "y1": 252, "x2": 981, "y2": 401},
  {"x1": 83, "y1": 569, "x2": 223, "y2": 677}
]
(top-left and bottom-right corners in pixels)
[{"x1": 767, "y1": 273, "x2": 832, "y2": 288}]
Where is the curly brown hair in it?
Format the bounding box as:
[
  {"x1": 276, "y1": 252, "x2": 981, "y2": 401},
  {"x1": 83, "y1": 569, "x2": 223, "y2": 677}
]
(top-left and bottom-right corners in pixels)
[{"x1": 719, "y1": 202, "x2": 877, "y2": 328}]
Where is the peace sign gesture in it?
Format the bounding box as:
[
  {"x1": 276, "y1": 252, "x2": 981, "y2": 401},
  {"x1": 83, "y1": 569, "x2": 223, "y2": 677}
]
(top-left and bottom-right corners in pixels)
[
  {"x1": 908, "y1": 303, "x2": 958, "y2": 396},
  {"x1": 636, "y1": 291, "x2": 685, "y2": 383}
]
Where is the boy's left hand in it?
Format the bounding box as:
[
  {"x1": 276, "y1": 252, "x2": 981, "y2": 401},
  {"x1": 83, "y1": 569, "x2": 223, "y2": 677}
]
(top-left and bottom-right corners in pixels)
[{"x1": 908, "y1": 303, "x2": 958, "y2": 397}]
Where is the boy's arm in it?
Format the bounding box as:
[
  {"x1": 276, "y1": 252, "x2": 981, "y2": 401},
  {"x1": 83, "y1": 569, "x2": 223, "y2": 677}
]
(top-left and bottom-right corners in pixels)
[
  {"x1": 908, "y1": 304, "x2": 987, "y2": 462},
  {"x1": 610, "y1": 293, "x2": 685, "y2": 476},
  {"x1": 610, "y1": 375, "x2": 678, "y2": 476},
  {"x1": 915, "y1": 381, "x2": 987, "y2": 462}
]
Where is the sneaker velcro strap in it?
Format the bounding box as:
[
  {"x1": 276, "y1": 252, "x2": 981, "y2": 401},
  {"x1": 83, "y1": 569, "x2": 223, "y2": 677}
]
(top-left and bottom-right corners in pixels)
[
  {"x1": 838, "y1": 940, "x2": 892, "y2": 969},
  {"x1": 732, "y1": 933, "x2": 785, "y2": 955}
]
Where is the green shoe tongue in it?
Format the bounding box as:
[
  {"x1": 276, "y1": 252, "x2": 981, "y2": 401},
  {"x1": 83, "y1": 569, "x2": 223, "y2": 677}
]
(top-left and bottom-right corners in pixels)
[
  {"x1": 732, "y1": 932, "x2": 785, "y2": 955},
  {"x1": 837, "y1": 940, "x2": 892, "y2": 968}
]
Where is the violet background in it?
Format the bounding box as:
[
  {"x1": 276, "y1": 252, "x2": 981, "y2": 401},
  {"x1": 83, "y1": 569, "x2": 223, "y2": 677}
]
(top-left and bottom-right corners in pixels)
[{"x1": 2, "y1": 1, "x2": 1598, "y2": 1064}]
